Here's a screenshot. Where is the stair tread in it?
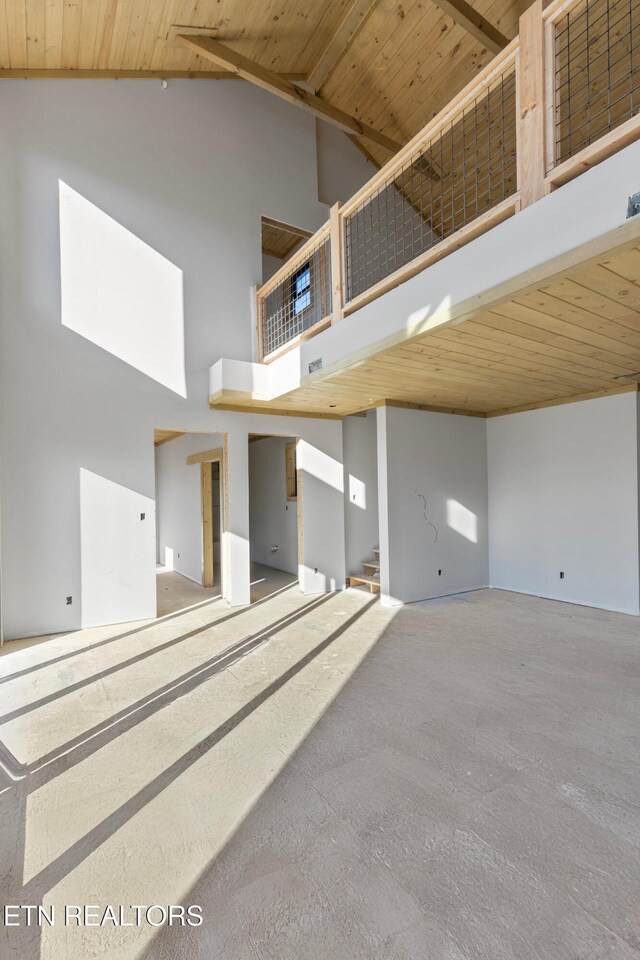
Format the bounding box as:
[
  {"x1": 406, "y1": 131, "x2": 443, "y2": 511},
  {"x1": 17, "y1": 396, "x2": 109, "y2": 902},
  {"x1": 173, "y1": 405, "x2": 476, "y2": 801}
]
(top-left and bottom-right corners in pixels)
[
  {"x1": 362, "y1": 560, "x2": 380, "y2": 570},
  {"x1": 349, "y1": 574, "x2": 380, "y2": 585}
]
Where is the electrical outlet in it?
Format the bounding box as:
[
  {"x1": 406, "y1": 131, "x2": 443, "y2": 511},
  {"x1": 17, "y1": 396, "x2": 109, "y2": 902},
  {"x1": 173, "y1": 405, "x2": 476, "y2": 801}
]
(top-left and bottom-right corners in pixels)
[
  {"x1": 140, "y1": 512, "x2": 145, "y2": 521},
  {"x1": 438, "y1": 569, "x2": 442, "y2": 576},
  {"x1": 66, "y1": 596, "x2": 72, "y2": 605},
  {"x1": 559, "y1": 571, "x2": 565, "y2": 579}
]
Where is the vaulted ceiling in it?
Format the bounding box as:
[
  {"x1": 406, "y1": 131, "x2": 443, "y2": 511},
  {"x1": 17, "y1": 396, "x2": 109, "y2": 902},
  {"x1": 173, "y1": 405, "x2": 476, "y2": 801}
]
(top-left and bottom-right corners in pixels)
[{"x1": 0, "y1": 0, "x2": 528, "y2": 165}]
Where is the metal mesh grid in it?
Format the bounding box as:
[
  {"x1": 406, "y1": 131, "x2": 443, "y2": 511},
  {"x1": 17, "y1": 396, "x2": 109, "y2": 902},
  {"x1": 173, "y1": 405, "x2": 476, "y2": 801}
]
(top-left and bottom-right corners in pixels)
[
  {"x1": 554, "y1": 0, "x2": 640, "y2": 164},
  {"x1": 344, "y1": 66, "x2": 517, "y2": 303},
  {"x1": 261, "y1": 237, "x2": 332, "y2": 357}
]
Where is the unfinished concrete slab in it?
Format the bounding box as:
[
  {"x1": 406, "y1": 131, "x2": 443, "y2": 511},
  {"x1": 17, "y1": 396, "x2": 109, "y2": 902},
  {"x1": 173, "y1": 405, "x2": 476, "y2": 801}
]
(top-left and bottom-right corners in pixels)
[{"x1": 1, "y1": 588, "x2": 638, "y2": 959}]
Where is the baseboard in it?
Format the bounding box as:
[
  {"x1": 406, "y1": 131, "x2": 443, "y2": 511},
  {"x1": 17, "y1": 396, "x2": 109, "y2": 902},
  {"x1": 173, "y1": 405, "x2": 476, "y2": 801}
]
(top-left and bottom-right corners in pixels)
[{"x1": 488, "y1": 585, "x2": 640, "y2": 616}]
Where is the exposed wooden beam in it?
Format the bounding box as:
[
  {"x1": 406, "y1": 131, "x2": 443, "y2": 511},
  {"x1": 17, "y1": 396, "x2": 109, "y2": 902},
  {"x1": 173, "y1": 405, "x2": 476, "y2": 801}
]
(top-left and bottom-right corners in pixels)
[
  {"x1": 0, "y1": 69, "x2": 309, "y2": 81},
  {"x1": 429, "y1": 0, "x2": 510, "y2": 53},
  {"x1": 178, "y1": 35, "x2": 403, "y2": 154},
  {"x1": 307, "y1": 0, "x2": 380, "y2": 93},
  {"x1": 186, "y1": 447, "x2": 223, "y2": 465}
]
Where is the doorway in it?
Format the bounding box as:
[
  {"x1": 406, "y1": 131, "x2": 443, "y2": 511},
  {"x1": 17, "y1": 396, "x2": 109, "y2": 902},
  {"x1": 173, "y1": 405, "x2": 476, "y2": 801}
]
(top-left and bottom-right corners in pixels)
[
  {"x1": 154, "y1": 430, "x2": 225, "y2": 616},
  {"x1": 201, "y1": 458, "x2": 222, "y2": 589},
  {"x1": 248, "y1": 433, "x2": 301, "y2": 602}
]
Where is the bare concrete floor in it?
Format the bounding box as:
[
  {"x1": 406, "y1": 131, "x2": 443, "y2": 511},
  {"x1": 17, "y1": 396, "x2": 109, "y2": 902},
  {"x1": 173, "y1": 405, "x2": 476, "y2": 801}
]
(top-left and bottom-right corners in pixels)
[
  {"x1": 0, "y1": 588, "x2": 639, "y2": 959},
  {"x1": 156, "y1": 562, "x2": 298, "y2": 615}
]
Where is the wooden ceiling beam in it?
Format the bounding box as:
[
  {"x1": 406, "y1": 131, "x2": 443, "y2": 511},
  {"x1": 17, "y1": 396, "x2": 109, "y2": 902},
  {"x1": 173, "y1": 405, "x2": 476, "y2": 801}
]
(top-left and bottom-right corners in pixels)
[
  {"x1": 178, "y1": 35, "x2": 403, "y2": 154},
  {"x1": 429, "y1": 0, "x2": 510, "y2": 54},
  {"x1": 0, "y1": 69, "x2": 309, "y2": 81},
  {"x1": 307, "y1": 0, "x2": 381, "y2": 93}
]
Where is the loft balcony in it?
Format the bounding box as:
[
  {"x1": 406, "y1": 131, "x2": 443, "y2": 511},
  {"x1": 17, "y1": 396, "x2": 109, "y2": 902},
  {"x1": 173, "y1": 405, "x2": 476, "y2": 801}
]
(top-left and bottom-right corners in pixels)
[{"x1": 210, "y1": 0, "x2": 640, "y2": 419}]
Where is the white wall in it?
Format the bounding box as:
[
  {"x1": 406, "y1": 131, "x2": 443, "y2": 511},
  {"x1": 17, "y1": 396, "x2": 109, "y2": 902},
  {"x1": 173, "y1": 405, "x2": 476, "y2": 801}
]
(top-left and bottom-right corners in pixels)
[
  {"x1": 488, "y1": 391, "x2": 640, "y2": 615},
  {"x1": 377, "y1": 405, "x2": 489, "y2": 605},
  {"x1": 262, "y1": 253, "x2": 285, "y2": 284},
  {"x1": 155, "y1": 433, "x2": 223, "y2": 585},
  {"x1": 80, "y1": 468, "x2": 156, "y2": 628},
  {"x1": 249, "y1": 437, "x2": 298, "y2": 574},
  {"x1": 0, "y1": 79, "x2": 346, "y2": 640},
  {"x1": 316, "y1": 120, "x2": 375, "y2": 207},
  {"x1": 343, "y1": 411, "x2": 379, "y2": 575}
]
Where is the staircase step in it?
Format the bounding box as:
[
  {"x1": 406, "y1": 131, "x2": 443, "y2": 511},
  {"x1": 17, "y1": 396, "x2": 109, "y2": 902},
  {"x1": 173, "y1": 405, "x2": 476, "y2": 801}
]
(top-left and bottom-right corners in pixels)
[
  {"x1": 362, "y1": 561, "x2": 380, "y2": 572},
  {"x1": 372, "y1": 547, "x2": 380, "y2": 558},
  {"x1": 349, "y1": 575, "x2": 380, "y2": 594}
]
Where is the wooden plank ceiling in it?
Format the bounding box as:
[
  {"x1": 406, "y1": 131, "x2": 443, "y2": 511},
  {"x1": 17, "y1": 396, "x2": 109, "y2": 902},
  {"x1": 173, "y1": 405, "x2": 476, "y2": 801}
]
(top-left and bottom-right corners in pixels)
[
  {"x1": 210, "y1": 239, "x2": 640, "y2": 418},
  {"x1": 262, "y1": 216, "x2": 312, "y2": 260},
  {"x1": 0, "y1": 0, "x2": 527, "y2": 164}
]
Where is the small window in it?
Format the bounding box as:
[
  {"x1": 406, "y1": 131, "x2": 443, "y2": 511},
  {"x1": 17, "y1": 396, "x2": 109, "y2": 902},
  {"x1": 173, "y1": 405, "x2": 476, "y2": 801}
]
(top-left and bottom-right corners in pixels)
[
  {"x1": 285, "y1": 441, "x2": 298, "y2": 501},
  {"x1": 292, "y1": 264, "x2": 311, "y2": 316}
]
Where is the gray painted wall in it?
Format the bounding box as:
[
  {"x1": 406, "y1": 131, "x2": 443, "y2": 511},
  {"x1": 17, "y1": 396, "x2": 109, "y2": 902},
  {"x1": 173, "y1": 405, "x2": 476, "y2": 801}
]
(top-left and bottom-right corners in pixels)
[{"x1": 316, "y1": 120, "x2": 375, "y2": 207}]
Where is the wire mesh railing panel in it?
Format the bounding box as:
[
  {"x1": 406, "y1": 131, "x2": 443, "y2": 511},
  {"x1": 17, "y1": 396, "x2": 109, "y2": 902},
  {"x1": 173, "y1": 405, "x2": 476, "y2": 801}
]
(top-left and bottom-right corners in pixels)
[
  {"x1": 553, "y1": 0, "x2": 640, "y2": 165},
  {"x1": 260, "y1": 236, "x2": 332, "y2": 357},
  {"x1": 344, "y1": 65, "x2": 517, "y2": 303}
]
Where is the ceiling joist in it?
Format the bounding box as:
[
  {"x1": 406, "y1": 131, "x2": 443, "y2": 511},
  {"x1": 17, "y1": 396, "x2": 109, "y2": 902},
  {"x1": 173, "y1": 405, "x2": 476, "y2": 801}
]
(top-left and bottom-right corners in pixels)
[
  {"x1": 429, "y1": 0, "x2": 510, "y2": 53},
  {"x1": 178, "y1": 35, "x2": 404, "y2": 154}
]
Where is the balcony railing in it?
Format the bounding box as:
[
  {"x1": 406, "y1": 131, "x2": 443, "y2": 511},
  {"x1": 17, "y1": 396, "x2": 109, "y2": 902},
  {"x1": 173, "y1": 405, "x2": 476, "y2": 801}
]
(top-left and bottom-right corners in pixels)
[{"x1": 256, "y1": 0, "x2": 640, "y2": 362}]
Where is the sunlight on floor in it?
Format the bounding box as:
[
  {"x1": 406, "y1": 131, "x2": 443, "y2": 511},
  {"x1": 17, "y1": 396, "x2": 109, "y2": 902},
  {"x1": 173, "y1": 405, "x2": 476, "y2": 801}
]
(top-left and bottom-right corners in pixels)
[{"x1": 0, "y1": 586, "x2": 396, "y2": 960}]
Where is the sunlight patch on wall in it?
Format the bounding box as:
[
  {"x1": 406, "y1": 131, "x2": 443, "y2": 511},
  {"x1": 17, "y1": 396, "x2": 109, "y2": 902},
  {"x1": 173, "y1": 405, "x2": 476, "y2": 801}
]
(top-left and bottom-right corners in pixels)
[
  {"x1": 59, "y1": 181, "x2": 186, "y2": 397},
  {"x1": 297, "y1": 441, "x2": 344, "y2": 493},
  {"x1": 446, "y1": 498, "x2": 478, "y2": 543}
]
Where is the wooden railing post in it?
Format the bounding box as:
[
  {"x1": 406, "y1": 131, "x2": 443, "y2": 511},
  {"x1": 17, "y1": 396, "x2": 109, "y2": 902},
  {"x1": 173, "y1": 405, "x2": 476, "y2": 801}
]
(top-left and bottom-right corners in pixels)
[
  {"x1": 254, "y1": 283, "x2": 264, "y2": 361},
  {"x1": 517, "y1": 0, "x2": 547, "y2": 208},
  {"x1": 330, "y1": 202, "x2": 344, "y2": 323}
]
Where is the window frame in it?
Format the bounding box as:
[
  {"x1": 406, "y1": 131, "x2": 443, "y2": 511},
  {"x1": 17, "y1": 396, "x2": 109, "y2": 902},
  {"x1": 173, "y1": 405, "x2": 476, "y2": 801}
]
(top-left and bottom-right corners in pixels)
[
  {"x1": 285, "y1": 441, "x2": 298, "y2": 501},
  {"x1": 291, "y1": 262, "x2": 312, "y2": 319}
]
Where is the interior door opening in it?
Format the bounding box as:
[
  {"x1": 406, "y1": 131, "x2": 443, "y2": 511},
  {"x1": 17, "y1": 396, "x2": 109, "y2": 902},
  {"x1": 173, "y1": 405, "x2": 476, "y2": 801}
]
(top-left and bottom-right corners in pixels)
[
  {"x1": 248, "y1": 433, "x2": 301, "y2": 603},
  {"x1": 154, "y1": 430, "x2": 225, "y2": 616}
]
